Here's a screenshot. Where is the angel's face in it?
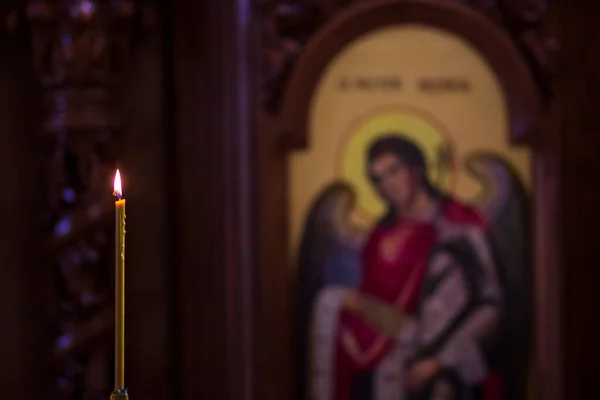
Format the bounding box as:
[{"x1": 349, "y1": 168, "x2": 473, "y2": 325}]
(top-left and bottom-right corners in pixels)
[{"x1": 369, "y1": 153, "x2": 418, "y2": 211}]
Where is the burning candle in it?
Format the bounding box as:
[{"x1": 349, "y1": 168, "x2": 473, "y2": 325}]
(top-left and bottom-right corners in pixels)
[{"x1": 113, "y1": 170, "x2": 126, "y2": 393}]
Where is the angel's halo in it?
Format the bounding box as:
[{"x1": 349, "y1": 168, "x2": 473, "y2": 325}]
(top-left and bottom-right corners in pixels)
[{"x1": 334, "y1": 106, "x2": 458, "y2": 225}]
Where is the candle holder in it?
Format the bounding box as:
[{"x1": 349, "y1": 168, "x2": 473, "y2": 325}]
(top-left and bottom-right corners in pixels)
[{"x1": 110, "y1": 388, "x2": 129, "y2": 400}]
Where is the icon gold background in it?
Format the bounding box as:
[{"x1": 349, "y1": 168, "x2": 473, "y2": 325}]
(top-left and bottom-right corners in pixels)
[{"x1": 289, "y1": 24, "x2": 530, "y2": 254}]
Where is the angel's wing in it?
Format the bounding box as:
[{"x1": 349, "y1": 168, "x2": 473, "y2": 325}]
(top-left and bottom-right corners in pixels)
[
  {"x1": 293, "y1": 181, "x2": 366, "y2": 400},
  {"x1": 464, "y1": 152, "x2": 532, "y2": 400}
]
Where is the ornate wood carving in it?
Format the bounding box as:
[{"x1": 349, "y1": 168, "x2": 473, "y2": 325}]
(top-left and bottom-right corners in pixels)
[
  {"x1": 21, "y1": 1, "x2": 134, "y2": 399},
  {"x1": 260, "y1": 0, "x2": 557, "y2": 117},
  {"x1": 260, "y1": 0, "x2": 324, "y2": 114}
]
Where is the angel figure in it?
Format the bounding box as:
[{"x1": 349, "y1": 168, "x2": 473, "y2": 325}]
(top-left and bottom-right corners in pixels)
[{"x1": 295, "y1": 135, "x2": 531, "y2": 400}]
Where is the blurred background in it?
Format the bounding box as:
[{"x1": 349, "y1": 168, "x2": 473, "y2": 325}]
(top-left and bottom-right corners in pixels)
[{"x1": 0, "y1": 1, "x2": 599, "y2": 400}]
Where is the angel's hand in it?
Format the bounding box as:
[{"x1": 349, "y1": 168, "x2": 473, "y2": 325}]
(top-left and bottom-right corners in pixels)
[
  {"x1": 343, "y1": 293, "x2": 406, "y2": 337},
  {"x1": 405, "y1": 358, "x2": 442, "y2": 391},
  {"x1": 342, "y1": 290, "x2": 362, "y2": 313}
]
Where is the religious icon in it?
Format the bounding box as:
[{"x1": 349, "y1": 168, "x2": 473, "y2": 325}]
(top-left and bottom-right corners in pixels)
[{"x1": 294, "y1": 128, "x2": 531, "y2": 400}]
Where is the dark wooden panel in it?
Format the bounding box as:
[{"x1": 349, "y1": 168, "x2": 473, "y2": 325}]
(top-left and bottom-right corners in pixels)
[
  {"x1": 558, "y1": 1, "x2": 600, "y2": 398},
  {"x1": 531, "y1": 121, "x2": 562, "y2": 400},
  {"x1": 0, "y1": 38, "x2": 49, "y2": 400}
]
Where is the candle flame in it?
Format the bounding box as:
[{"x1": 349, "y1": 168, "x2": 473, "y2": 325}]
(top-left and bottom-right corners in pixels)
[{"x1": 113, "y1": 169, "x2": 123, "y2": 198}]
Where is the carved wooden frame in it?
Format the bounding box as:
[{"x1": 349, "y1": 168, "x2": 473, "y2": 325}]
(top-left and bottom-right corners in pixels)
[{"x1": 257, "y1": 1, "x2": 560, "y2": 400}]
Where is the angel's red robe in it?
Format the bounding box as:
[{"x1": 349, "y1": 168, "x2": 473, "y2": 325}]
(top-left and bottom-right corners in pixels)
[{"x1": 332, "y1": 198, "x2": 504, "y2": 400}]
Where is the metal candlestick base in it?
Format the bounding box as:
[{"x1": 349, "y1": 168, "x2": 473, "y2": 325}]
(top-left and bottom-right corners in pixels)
[{"x1": 110, "y1": 388, "x2": 129, "y2": 400}]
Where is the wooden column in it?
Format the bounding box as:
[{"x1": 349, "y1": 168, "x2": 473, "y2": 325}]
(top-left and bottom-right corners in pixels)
[
  {"x1": 172, "y1": 0, "x2": 256, "y2": 399},
  {"x1": 120, "y1": 7, "x2": 172, "y2": 400}
]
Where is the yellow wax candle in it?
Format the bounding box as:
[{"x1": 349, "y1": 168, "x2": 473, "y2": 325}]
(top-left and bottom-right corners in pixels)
[{"x1": 113, "y1": 170, "x2": 126, "y2": 391}]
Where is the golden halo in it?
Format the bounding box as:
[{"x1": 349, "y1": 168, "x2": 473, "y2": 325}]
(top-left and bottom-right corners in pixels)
[{"x1": 335, "y1": 107, "x2": 458, "y2": 223}]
